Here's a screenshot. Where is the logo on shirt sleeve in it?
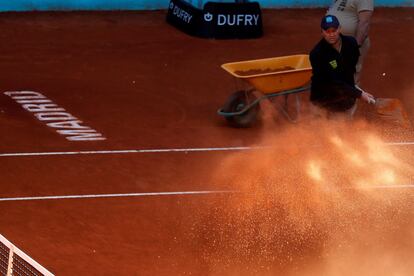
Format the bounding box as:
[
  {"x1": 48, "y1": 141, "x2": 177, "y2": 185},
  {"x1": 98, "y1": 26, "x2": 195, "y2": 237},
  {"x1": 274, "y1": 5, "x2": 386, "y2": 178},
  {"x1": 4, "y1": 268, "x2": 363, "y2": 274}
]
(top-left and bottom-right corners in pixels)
[{"x1": 329, "y1": 59, "x2": 338, "y2": 69}]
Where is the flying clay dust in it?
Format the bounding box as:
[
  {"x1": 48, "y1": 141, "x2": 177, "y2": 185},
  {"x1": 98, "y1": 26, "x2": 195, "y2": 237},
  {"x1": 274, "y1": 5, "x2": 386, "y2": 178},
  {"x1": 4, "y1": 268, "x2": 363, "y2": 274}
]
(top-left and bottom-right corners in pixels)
[{"x1": 190, "y1": 119, "x2": 414, "y2": 276}]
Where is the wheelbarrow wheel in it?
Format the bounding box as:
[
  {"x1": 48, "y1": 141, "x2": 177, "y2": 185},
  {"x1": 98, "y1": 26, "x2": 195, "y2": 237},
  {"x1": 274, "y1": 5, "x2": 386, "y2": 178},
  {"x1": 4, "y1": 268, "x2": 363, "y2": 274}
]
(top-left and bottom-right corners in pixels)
[{"x1": 222, "y1": 90, "x2": 260, "y2": 128}]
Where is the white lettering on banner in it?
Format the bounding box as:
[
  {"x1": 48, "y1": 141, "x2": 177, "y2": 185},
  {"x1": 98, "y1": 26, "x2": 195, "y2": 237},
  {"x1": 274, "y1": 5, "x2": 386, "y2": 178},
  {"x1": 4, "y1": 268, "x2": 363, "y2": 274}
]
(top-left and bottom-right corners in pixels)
[
  {"x1": 217, "y1": 14, "x2": 260, "y2": 26},
  {"x1": 4, "y1": 91, "x2": 106, "y2": 141},
  {"x1": 253, "y1": 14, "x2": 259, "y2": 25},
  {"x1": 217, "y1": 14, "x2": 226, "y2": 25},
  {"x1": 204, "y1": 12, "x2": 213, "y2": 22},
  {"x1": 237, "y1": 14, "x2": 243, "y2": 25},
  {"x1": 173, "y1": 6, "x2": 193, "y2": 24},
  {"x1": 245, "y1": 14, "x2": 253, "y2": 25}
]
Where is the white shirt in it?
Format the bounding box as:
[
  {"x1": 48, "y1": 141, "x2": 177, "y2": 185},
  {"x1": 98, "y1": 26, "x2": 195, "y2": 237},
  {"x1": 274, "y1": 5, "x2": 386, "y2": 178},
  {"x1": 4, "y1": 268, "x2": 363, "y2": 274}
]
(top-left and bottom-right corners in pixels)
[{"x1": 327, "y1": 0, "x2": 374, "y2": 36}]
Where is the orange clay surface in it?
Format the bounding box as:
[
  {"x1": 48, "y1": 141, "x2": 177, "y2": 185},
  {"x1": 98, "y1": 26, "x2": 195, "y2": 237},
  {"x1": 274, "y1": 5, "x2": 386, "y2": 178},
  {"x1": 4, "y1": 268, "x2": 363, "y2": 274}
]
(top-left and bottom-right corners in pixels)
[{"x1": 0, "y1": 8, "x2": 413, "y2": 275}]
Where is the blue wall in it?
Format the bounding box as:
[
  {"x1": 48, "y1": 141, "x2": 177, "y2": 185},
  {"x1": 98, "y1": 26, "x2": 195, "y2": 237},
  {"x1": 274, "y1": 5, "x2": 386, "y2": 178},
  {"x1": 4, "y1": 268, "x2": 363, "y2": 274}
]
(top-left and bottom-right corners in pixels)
[
  {"x1": 258, "y1": 0, "x2": 413, "y2": 8},
  {"x1": 0, "y1": 0, "x2": 412, "y2": 12},
  {"x1": 0, "y1": 0, "x2": 166, "y2": 11}
]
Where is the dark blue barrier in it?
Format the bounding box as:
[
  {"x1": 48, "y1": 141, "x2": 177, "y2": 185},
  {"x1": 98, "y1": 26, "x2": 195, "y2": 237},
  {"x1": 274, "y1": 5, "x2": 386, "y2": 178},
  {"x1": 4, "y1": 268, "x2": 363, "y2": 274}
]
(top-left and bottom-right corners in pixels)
[
  {"x1": 166, "y1": 0, "x2": 203, "y2": 37},
  {"x1": 166, "y1": 0, "x2": 263, "y2": 39}
]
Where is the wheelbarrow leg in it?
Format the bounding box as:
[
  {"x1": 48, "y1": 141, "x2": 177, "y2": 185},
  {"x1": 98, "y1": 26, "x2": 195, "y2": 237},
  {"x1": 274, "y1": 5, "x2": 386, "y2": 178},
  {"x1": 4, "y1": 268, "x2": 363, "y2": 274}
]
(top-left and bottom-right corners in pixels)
[
  {"x1": 295, "y1": 93, "x2": 301, "y2": 121},
  {"x1": 275, "y1": 94, "x2": 301, "y2": 123}
]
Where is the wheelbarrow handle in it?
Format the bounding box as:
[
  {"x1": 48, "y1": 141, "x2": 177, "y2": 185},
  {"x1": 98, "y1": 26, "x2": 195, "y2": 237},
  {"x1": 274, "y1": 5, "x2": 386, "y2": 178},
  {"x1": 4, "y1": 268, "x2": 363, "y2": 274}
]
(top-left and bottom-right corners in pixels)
[
  {"x1": 218, "y1": 86, "x2": 310, "y2": 117},
  {"x1": 217, "y1": 96, "x2": 264, "y2": 117}
]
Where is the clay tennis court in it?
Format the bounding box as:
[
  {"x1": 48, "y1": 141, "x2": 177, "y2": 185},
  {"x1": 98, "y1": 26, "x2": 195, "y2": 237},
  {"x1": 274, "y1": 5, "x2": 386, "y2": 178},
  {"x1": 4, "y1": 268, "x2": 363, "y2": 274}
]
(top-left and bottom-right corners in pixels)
[{"x1": 0, "y1": 8, "x2": 414, "y2": 275}]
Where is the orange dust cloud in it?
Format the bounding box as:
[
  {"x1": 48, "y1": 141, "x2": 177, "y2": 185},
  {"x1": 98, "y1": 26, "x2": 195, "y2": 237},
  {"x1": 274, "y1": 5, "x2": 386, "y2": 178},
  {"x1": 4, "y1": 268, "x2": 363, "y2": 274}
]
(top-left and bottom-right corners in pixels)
[
  {"x1": 192, "y1": 118, "x2": 414, "y2": 275},
  {"x1": 399, "y1": 85, "x2": 414, "y2": 123}
]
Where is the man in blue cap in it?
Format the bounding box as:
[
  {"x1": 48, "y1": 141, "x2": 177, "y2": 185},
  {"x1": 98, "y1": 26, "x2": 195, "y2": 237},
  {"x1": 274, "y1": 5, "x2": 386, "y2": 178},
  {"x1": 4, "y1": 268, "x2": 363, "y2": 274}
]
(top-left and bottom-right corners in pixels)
[
  {"x1": 327, "y1": 0, "x2": 374, "y2": 85},
  {"x1": 309, "y1": 15, "x2": 374, "y2": 114}
]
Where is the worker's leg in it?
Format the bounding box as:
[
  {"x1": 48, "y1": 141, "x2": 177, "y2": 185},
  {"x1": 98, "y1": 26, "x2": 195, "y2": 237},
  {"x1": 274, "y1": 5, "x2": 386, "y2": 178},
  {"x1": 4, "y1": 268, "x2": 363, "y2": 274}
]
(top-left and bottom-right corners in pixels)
[{"x1": 355, "y1": 37, "x2": 371, "y2": 85}]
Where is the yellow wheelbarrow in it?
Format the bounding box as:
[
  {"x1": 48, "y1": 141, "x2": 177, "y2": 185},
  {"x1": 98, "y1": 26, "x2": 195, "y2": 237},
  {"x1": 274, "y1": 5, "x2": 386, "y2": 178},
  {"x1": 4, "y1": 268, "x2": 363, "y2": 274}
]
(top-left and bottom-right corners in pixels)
[{"x1": 218, "y1": 54, "x2": 312, "y2": 127}]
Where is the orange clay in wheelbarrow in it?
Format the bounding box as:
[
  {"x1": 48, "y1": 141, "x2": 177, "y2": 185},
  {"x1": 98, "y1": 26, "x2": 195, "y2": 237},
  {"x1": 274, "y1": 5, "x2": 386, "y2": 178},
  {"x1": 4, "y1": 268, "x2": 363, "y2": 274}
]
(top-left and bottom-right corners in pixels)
[{"x1": 221, "y1": 54, "x2": 312, "y2": 94}]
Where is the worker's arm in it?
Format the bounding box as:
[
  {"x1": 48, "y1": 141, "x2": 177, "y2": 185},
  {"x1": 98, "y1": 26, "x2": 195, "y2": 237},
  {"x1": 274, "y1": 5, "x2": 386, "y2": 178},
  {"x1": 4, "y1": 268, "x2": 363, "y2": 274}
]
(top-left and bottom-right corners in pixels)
[
  {"x1": 355, "y1": 85, "x2": 376, "y2": 104},
  {"x1": 355, "y1": 10, "x2": 373, "y2": 46}
]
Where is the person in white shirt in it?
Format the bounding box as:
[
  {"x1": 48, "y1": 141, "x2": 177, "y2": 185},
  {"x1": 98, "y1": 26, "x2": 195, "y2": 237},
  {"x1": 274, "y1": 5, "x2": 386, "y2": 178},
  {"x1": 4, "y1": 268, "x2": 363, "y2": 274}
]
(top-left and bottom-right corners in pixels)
[{"x1": 327, "y1": 0, "x2": 374, "y2": 85}]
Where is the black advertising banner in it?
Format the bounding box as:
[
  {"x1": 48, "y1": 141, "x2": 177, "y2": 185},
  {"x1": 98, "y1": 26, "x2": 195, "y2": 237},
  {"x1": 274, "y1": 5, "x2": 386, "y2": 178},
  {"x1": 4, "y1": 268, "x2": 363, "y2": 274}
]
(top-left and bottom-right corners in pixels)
[
  {"x1": 202, "y1": 2, "x2": 262, "y2": 39},
  {"x1": 166, "y1": 0, "x2": 263, "y2": 39},
  {"x1": 166, "y1": 0, "x2": 202, "y2": 36}
]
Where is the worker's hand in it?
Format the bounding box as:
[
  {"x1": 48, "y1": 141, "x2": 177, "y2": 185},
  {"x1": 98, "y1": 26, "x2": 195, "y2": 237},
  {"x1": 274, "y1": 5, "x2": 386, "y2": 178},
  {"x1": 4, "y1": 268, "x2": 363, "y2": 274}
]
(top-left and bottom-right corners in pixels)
[
  {"x1": 356, "y1": 85, "x2": 376, "y2": 104},
  {"x1": 361, "y1": 91, "x2": 376, "y2": 104}
]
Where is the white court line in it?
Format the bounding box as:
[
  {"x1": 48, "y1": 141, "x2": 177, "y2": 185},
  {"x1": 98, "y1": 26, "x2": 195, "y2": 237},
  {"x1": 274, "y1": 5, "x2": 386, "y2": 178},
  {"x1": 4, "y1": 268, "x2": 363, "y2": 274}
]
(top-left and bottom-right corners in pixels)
[
  {"x1": 1, "y1": 185, "x2": 414, "y2": 202},
  {"x1": 385, "y1": 142, "x2": 414, "y2": 146},
  {"x1": 0, "y1": 146, "x2": 268, "y2": 157},
  {"x1": 0, "y1": 190, "x2": 236, "y2": 202},
  {"x1": 354, "y1": 184, "x2": 414, "y2": 189},
  {"x1": 0, "y1": 142, "x2": 414, "y2": 158}
]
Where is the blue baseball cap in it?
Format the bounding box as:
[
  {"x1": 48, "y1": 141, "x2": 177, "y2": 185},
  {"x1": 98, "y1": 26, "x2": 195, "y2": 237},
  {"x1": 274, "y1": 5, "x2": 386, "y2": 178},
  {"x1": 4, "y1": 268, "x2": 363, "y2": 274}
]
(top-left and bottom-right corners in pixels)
[{"x1": 321, "y1": 15, "x2": 340, "y2": 30}]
